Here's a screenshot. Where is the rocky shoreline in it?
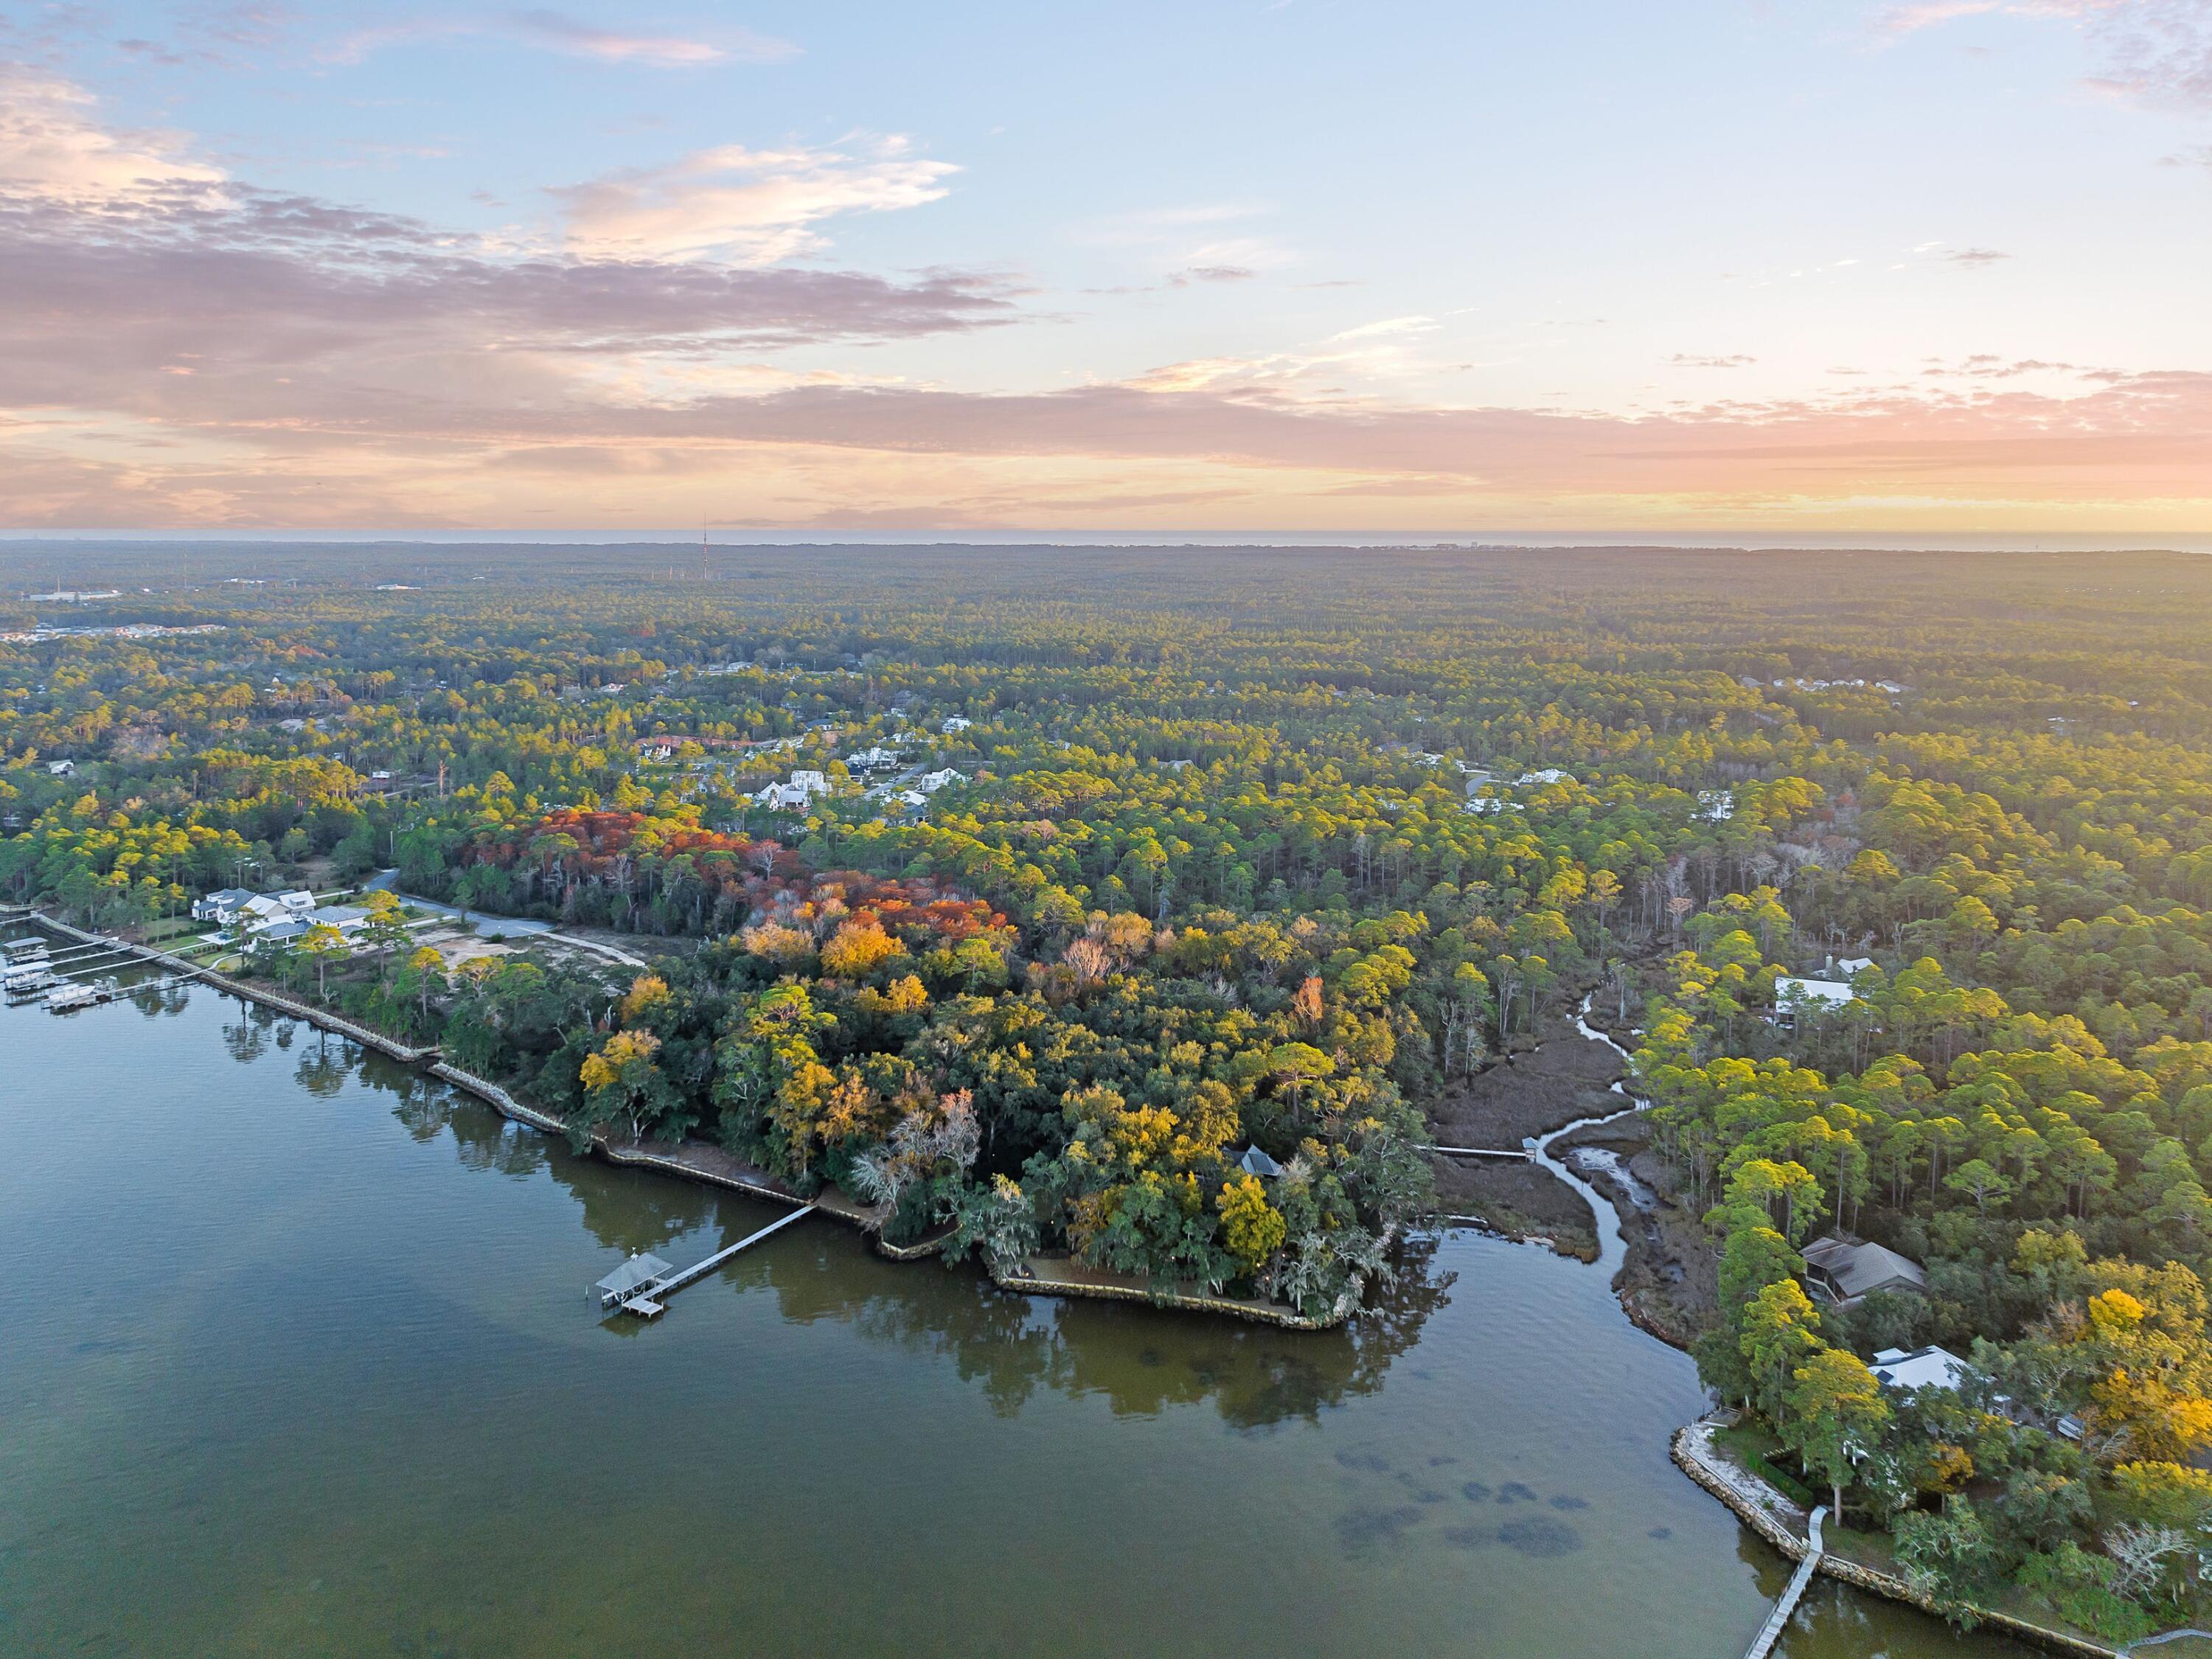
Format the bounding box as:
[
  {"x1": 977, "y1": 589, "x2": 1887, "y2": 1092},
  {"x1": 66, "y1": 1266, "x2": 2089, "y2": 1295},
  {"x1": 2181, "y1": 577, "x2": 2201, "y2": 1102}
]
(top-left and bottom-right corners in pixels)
[{"x1": 1672, "y1": 1420, "x2": 2112, "y2": 1658}]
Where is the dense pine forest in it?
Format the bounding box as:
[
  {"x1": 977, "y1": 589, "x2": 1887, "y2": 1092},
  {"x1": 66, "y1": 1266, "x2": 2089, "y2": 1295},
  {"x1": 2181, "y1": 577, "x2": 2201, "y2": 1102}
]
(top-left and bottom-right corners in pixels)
[{"x1": 10, "y1": 540, "x2": 2212, "y2": 1639}]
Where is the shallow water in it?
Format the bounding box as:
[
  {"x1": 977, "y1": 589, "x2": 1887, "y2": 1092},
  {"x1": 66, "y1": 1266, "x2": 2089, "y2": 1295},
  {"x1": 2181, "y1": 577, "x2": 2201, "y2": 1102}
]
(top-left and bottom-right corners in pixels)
[{"x1": 0, "y1": 964, "x2": 2032, "y2": 1655}]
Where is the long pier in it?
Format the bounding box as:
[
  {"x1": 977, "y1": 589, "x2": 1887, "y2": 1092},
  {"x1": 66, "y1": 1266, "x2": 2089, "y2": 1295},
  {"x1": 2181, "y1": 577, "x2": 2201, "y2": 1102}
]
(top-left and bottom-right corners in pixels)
[
  {"x1": 1424, "y1": 1142, "x2": 1534, "y2": 1161},
  {"x1": 609, "y1": 1204, "x2": 817, "y2": 1318},
  {"x1": 1743, "y1": 1506, "x2": 1826, "y2": 1659}
]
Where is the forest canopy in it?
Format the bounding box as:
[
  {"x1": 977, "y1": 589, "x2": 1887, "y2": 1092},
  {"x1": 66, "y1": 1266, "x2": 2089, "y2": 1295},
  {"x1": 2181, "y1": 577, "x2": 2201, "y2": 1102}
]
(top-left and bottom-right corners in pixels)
[{"x1": 11, "y1": 540, "x2": 2212, "y2": 1635}]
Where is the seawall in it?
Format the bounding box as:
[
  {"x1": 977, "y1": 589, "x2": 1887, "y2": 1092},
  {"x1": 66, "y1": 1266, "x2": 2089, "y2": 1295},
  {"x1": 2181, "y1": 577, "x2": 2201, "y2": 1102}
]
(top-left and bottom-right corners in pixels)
[{"x1": 1670, "y1": 1420, "x2": 2114, "y2": 1658}]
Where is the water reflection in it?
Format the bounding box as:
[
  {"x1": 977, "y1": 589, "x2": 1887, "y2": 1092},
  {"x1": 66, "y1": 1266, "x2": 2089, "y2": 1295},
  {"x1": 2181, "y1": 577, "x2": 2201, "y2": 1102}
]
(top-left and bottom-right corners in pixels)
[{"x1": 364, "y1": 1056, "x2": 1461, "y2": 1433}]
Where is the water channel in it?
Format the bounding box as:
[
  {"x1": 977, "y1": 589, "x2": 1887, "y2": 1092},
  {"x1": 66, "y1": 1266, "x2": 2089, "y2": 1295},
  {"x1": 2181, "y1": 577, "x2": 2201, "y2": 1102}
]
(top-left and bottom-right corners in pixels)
[{"x1": 0, "y1": 960, "x2": 2036, "y2": 1656}]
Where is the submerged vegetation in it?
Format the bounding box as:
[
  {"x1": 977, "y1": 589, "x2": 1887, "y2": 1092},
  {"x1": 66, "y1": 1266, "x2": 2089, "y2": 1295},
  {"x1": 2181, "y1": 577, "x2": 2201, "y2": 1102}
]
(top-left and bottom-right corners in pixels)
[{"x1": 10, "y1": 540, "x2": 2212, "y2": 1632}]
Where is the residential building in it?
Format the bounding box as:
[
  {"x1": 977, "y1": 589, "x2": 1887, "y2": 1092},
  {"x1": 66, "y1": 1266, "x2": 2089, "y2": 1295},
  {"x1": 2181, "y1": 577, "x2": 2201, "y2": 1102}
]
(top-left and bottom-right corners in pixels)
[
  {"x1": 192, "y1": 887, "x2": 259, "y2": 923},
  {"x1": 1801, "y1": 1236, "x2": 1927, "y2": 1308},
  {"x1": 1774, "y1": 975, "x2": 1856, "y2": 1022},
  {"x1": 1870, "y1": 1346, "x2": 1968, "y2": 1394},
  {"x1": 255, "y1": 905, "x2": 370, "y2": 945}
]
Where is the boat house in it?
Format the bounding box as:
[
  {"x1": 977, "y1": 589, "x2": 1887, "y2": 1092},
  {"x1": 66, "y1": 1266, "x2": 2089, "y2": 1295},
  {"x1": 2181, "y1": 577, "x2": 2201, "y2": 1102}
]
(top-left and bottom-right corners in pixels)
[{"x1": 593, "y1": 1252, "x2": 674, "y2": 1310}]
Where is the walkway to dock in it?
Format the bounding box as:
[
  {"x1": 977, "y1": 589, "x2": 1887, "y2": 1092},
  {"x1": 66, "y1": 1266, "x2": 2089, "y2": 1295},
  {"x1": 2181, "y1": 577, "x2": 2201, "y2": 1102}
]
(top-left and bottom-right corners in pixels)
[
  {"x1": 1424, "y1": 1142, "x2": 1534, "y2": 1161},
  {"x1": 607, "y1": 1204, "x2": 817, "y2": 1318},
  {"x1": 1743, "y1": 1505, "x2": 1826, "y2": 1659}
]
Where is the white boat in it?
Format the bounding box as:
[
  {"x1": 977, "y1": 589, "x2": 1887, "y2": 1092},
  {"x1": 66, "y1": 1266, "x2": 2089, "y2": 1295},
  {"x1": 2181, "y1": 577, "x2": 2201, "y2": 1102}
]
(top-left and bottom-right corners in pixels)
[
  {"x1": 46, "y1": 984, "x2": 98, "y2": 1012},
  {"x1": 5, "y1": 967, "x2": 55, "y2": 992}
]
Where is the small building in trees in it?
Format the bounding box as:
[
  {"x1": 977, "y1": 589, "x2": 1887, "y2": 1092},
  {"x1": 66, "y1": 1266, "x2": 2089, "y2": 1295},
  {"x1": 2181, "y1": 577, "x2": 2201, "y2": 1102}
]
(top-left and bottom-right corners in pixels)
[
  {"x1": 1801, "y1": 1236, "x2": 1927, "y2": 1309},
  {"x1": 1234, "y1": 1146, "x2": 1285, "y2": 1179},
  {"x1": 1773, "y1": 975, "x2": 1856, "y2": 1027},
  {"x1": 1870, "y1": 1345, "x2": 1966, "y2": 1394}
]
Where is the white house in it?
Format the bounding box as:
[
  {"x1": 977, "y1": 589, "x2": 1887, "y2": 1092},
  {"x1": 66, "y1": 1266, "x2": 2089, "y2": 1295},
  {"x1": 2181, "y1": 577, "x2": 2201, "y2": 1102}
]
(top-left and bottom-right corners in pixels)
[
  {"x1": 46, "y1": 759, "x2": 75, "y2": 776},
  {"x1": 192, "y1": 887, "x2": 259, "y2": 924},
  {"x1": 1871, "y1": 1346, "x2": 1968, "y2": 1395},
  {"x1": 1514, "y1": 768, "x2": 1573, "y2": 787},
  {"x1": 1775, "y1": 975, "x2": 1856, "y2": 1020},
  {"x1": 918, "y1": 768, "x2": 967, "y2": 794},
  {"x1": 754, "y1": 770, "x2": 831, "y2": 813},
  {"x1": 240, "y1": 891, "x2": 317, "y2": 933},
  {"x1": 257, "y1": 904, "x2": 370, "y2": 945},
  {"x1": 847, "y1": 746, "x2": 902, "y2": 770},
  {"x1": 1695, "y1": 788, "x2": 1735, "y2": 821},
  {"x1": 940, "y1": 716, "x2": 973, "y2": 733},
  {"x1": 1834, "y1": 956, "x2": 1877, "y2": 977}
]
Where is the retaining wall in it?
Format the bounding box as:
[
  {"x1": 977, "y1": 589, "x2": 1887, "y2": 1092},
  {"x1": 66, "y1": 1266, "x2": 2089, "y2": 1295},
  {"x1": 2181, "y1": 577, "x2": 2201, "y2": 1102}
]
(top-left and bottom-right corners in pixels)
[{"x1": 1669, "y1": 1424, "x2": 2115, "y2": 1658}]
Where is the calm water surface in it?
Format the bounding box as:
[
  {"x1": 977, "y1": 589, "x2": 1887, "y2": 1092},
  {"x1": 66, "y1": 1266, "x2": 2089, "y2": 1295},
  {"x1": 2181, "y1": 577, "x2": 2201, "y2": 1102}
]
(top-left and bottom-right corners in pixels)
[{"x1": 0, "y1": 966, "x2": 2031, "y2": 1656}]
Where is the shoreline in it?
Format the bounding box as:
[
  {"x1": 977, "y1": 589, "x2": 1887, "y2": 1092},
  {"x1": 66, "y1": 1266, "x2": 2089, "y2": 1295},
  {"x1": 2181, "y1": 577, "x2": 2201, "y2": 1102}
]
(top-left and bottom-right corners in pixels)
[
  {"x1": 1672, "y1": 1420, "x2": 2112, "y2": 1658},
  {"x1": 15, "y1": 909, "x2": 2100, "y2": 1643},
  {"x1": 7, "y1": 911, "x2": 1346, "y2": 1331}
]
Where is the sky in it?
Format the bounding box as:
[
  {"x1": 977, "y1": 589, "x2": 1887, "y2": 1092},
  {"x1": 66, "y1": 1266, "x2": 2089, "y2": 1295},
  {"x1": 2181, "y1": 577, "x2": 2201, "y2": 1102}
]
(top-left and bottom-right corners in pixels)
[{"x1": 2, "y1": 1, "x2": 2210, "y2": 535}]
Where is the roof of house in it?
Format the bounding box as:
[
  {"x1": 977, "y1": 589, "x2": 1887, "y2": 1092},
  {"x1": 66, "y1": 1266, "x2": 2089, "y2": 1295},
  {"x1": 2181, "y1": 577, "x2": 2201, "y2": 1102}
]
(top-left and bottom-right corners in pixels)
[
  {"x1": 201, "y1": 888, "x2": 256, "y2": 908},
  {"x1": 1801, "y1": 1235, "x2": 1927, "y2": 1298},
  {"x1": 1776, "y1": 975, "x2": 1857, "y2": 1009},
  {"x1": 1871, "y1": 1345, "x2": 1968, "y2": 1394},
  {"x1": 1235, "y1": 1146, "x2": 1286, "y2": 1178}
]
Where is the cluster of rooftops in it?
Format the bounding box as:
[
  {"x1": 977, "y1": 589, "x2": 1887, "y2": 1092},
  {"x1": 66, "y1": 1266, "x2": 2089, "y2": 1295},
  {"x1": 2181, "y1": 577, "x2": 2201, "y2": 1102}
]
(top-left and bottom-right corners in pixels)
[{"x1": 189, "y1": 888, "x2": 372, "y2": 943}]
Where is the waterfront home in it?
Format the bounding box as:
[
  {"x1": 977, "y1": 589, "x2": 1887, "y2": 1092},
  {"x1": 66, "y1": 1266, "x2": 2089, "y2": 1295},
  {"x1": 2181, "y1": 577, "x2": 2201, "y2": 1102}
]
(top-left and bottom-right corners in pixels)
[
  {"x1": 1801, "y1": 1236, "x2": 1927, "y2": 1308},
  {"x1": 192, "y1": 887, "x2": 260, "y2": 924},
  {"x1": 918, "y1": 768, "x2": 967, "y2": 794},
  {"x1": 254, "y1": 904, "x2": 370, "y2": 945},
  {"x1": 239, "y1": 891, "x2": 316, "y2": 932},
  {"x1": 1870, "y1": 1345, "x2": 1968, "y2": 1395}
]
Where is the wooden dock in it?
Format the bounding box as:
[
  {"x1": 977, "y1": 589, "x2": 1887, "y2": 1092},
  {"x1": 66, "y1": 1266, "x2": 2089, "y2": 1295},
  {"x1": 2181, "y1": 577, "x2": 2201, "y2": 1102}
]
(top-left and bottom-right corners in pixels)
[
  {"x1": 1425, "y1": 1142, "x2": 1534, "y2": 1161},
  {"x1": 608, "y1": 1204, "x2": 817, "y2": 1318},
  {"x1": 1742, "y1": 1506, "x2": 1826, "y2": 1659}
]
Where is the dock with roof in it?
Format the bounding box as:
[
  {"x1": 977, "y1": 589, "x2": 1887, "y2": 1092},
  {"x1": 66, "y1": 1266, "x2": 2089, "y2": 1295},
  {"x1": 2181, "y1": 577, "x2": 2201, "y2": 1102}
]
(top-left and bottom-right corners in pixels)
[{"x1": 594, "y1": 1205, "x2": 817, "y2": 1319}]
